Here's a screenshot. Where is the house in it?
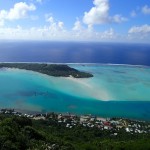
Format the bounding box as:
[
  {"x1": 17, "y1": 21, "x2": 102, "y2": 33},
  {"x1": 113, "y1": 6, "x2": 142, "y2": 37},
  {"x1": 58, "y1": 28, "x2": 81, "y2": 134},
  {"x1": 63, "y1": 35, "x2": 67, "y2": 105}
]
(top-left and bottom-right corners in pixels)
[{"x1": 80, "y1": 115, "x2": 90, "y2": 123}]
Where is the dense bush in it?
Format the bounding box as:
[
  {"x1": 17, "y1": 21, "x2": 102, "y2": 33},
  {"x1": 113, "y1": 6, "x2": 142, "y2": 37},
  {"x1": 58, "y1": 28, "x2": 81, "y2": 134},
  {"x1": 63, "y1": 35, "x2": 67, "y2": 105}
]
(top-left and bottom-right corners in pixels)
[{"x1": 0, "y1": 115, "x2": 149, "y2": 150}]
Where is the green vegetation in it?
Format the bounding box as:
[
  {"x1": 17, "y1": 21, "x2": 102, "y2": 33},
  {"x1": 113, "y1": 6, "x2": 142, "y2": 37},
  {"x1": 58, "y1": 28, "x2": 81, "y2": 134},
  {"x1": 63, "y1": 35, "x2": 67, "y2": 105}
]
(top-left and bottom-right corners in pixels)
[
  {"x1": 0, "y1": 63, "x2": 93, "y2": 78},
  {"x1": 0, "y1": 114, "x2": 149, "y2": 150}
]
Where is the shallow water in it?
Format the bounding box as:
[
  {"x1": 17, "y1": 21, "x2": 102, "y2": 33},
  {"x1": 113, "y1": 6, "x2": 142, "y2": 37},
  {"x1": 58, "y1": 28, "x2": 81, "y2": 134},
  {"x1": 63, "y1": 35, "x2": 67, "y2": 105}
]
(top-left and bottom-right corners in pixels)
[{"x1": 0, "y1": 64, "x2": 150, "y2": 121}]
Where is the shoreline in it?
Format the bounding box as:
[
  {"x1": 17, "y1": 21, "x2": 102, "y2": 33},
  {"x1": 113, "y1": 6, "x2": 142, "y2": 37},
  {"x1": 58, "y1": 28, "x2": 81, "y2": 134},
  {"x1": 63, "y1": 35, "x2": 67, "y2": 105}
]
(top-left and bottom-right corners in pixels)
[{"x1": 1, "y1": 108, "x2": 149, "y2": 122}]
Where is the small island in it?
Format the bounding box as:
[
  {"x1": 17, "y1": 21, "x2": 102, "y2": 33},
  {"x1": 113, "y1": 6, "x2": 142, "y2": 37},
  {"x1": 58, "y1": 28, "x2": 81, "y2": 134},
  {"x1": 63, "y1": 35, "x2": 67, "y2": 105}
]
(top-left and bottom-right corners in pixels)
[{"x1": 0, "y1": 63, "x2": 93, "y2": 78}]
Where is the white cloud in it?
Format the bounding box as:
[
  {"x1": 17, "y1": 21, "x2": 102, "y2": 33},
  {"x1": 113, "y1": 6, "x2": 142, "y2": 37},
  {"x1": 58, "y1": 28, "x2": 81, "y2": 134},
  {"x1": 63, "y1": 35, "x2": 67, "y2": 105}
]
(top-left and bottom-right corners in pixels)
[
  {"x1": 71, "y1": 27, "x2": 116, "y2": 41},
  {"x1": 0, "y1": 20, "x2": 4, "y2": 27},
  {"x1": 128, "y1": 24, "x2": 150, "y2": 34},
  {"x1": 112, "y1": 14, "x2": 127, "y2": 23},
  {"x1": 101, "y1": 28, "x2": 115, "y2": 39},
  {"x1": 0, "y1": 2, "x2": 36, "y2": 25},
  {"x1": 7, "y1": 2, "x2": 36, "y2": 20},
  {"x1": 72, "y1": 19, "x2": 83, "y2": 31},
  {"x1": 2, "y1": 23, "x2": 150, "y2": 43},
  {"x1": 128, "y1": 25, "x2": 150, "y2": 42},
  {"x1": 83, "y1": 0, "x2": 127, "y2": 26},
  {"x1": 72, "y1": 18, "x2": 116, "y2": 41},
  {"x1": 0, "y1": 23, "x2": 117, "y2": 42},
  {"x1": 46, "y1": 15, "x2": 54, "y2": 23},
  {"x1": 142, "y1": 5, "x2": 150, "y2": 15},
  {"x1": 46, "y1": 16, "x2": 65, "y2": 32},
  {"x1": 58, "y1": 22, "x2": 64, "y2": 30},
  {"x1": 0, "y1": 11, "x2": 7, "y2": 25},
  {"x1": 83, "y1": 0, "x2": 109, "y2": 25}
]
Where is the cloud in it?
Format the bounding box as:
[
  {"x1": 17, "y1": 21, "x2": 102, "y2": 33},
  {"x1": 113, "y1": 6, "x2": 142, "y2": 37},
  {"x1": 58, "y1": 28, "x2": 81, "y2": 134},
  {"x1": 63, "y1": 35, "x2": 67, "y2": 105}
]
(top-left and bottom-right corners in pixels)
[
  {"x1": 83, "y1": 0, "x2": 109, "y2": 25},
  {"x1": 46, "y1": 15, "x2": 65, "y2": 32},
  {"x1": 128, "y1": 24, "x2": 150, "y2": 34},
  {"x1": 0, "y1": 23, "x2": 117, "y2": 42},
  {"x1": 58, "y1": 22, "x2": 64, "y2": 30},
  {"x1": 0, "y1": 2, "x2": 36, "y2": 25},
  {"x1": 112, "y1": 14, "x2": 127, "y2": 23},
  {"x1": 2, "y1": 22, "x2": 149, "y2": 43},
  {"x1": 0, "y1": 20, "x2": 4, "y2": 27},
  {"x1": 46, "y1": 16, "x2": 54, "y2": 23},
  {"x1": 101, "y1": 28, "x2": 115, "y2": 39},
  {"x1": 72, "y1": 19, "x2": 83, "y2": 31},
  {"x1": 83, "y1": 0, "x2": 127, "y2": 26},
  {"x1": 142, "y1": 5, "x2": 150, "y2": 15},
  {"x1": 0, "y1": 8, "x2": 126, "y2": 42},
  {"x1": 7, "y1": 2, "x2": 36, "y2": 20},
  {"x1": 72, "y1": 18, "x2": 117, "y2": 41},
  {"x1": 128, "y1": 24, "x2": 150, "y2": 42}
]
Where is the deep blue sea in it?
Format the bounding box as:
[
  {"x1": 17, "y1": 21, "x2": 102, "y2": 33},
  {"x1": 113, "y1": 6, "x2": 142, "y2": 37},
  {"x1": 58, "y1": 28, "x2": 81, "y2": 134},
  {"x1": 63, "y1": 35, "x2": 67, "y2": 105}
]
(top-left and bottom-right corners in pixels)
[
  {"x1": 0, "y1": 41, "x2": 150, "y2": 65},
  {"x1": 0, "y1": 41, "x2": 150, "y2": 121}
]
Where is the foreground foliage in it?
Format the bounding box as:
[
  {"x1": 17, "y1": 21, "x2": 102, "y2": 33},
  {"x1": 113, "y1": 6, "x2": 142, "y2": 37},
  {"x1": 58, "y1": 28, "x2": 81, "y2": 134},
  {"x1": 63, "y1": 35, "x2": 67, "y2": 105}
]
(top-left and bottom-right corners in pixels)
[{"x1": 0, "y1": 115, "x2": 149, "y2": 150}]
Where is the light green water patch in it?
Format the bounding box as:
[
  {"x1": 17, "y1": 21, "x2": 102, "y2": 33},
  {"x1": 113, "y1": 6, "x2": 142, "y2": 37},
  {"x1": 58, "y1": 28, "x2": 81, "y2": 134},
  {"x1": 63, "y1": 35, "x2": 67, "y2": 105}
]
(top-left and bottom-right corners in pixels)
[{"x1": 69, "y1": 64, "x2": 150, "y2": 101}]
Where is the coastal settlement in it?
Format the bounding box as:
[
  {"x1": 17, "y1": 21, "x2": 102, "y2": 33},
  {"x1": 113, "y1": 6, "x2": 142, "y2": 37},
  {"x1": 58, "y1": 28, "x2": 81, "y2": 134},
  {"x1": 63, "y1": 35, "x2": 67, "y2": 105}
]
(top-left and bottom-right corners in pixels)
[{"x1": 1, "y1": 108, "x2": 149, "y2": 135}]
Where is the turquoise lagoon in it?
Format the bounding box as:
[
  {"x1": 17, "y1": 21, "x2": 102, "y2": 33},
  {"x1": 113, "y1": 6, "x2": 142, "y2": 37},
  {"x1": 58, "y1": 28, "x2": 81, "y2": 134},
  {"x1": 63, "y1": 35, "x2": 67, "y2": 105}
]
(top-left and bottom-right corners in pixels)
[{"x1": 0, "y1": 64, "x2": 150, "y2": 121}]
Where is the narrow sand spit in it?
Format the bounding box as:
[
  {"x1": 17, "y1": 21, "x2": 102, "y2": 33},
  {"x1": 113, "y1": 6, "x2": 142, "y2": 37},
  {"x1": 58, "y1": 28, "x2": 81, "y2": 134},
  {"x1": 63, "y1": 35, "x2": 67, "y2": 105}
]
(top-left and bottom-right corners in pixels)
[{"x1": 67, "y1": 76, "x2": 112, "y2": 101}]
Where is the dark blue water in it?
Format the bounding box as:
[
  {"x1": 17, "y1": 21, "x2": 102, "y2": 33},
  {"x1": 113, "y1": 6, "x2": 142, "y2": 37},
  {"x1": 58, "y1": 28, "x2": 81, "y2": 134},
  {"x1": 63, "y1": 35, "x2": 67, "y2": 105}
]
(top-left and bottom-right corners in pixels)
[{"x1": 0, "y1": 41, "x2": 150, "y2": 65}]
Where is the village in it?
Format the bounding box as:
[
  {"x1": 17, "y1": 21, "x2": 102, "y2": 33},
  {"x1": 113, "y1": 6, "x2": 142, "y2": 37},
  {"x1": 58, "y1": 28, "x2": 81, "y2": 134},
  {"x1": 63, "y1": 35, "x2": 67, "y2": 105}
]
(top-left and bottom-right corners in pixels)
[{"x1": 0, "y1": 108, "x2": 150, "y2": 135}]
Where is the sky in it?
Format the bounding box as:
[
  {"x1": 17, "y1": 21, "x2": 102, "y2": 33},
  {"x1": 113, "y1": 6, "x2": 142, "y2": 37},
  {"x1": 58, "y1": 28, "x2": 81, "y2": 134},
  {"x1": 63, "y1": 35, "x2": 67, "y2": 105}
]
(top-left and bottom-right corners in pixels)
[{"x1": 0, "y1": 0, "x2": 150, "y2": 43}]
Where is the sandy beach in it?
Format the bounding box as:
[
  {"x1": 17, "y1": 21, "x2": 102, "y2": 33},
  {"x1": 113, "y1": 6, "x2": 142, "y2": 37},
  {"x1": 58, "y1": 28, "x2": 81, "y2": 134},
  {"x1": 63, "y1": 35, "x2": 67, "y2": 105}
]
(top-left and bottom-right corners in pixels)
[{"x1": 66, "y1": 76, "x2": 112, "y2": 101}]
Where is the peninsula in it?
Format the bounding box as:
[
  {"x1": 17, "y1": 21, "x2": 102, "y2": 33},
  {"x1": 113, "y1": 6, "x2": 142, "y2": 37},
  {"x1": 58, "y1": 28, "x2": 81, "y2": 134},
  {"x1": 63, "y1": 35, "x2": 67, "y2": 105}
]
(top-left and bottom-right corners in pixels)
[{"x1": 0, "y1": 63, "x2": 93, "y2": 78}]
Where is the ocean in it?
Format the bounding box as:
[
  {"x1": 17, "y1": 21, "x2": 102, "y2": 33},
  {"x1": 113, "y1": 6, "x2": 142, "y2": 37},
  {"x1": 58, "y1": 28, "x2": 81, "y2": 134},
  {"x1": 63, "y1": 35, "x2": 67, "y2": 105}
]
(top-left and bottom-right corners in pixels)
[
  {"x1": 0, "y1": 41, "x2": 150, "y2": 121},
  {"x1": 0, "y1": 41, "x2": 150, "y2": 65}
]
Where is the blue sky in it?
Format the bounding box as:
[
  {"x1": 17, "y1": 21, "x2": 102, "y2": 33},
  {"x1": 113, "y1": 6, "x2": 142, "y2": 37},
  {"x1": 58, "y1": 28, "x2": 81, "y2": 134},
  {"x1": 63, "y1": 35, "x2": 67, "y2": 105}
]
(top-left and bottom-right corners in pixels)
[{"x1": 0, "y1": 0, "x2": 150, "y2": 43}]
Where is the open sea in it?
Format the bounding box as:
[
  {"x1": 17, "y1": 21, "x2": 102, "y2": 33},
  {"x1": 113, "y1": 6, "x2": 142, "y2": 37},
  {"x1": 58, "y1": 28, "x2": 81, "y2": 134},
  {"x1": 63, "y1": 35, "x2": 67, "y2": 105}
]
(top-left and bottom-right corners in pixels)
[{"x1": 0, "y1": 41, "x2": 150, "y2": 121}]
